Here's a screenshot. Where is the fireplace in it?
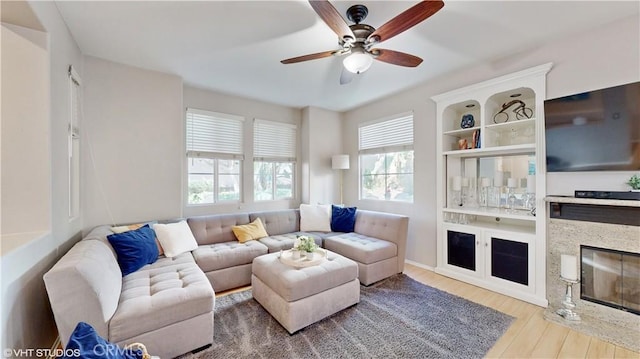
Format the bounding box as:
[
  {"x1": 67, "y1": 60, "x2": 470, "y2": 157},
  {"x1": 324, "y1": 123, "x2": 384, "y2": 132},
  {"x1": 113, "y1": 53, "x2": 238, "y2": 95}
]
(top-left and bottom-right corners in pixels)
[
  {"x1": 581, "y1": 245, "x2": 640, "y2": 315},
  {"x1": 545, "y1": 197, "x2": 640, "y2": 352}
]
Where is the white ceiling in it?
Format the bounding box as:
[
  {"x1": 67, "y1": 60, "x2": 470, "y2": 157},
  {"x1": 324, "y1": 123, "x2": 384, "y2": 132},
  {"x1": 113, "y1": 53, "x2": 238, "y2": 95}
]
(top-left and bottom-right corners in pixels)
[{"x1": 55, "y1": 1, "x2": 639, "y2": 112}]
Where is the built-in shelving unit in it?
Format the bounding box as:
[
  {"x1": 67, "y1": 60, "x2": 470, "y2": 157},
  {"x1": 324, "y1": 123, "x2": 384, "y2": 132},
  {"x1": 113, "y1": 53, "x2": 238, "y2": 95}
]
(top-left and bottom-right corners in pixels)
[{"x1": 432, "y1": 63, "x2": 553, "y2": 307}]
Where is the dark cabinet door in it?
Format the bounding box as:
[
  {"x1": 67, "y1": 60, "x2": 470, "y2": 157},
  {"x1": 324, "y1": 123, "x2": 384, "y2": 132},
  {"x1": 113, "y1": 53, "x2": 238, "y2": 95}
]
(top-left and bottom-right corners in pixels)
[
  {"x1": 490, "y1": 236, "x2": 529, "y2": 286},
  {"x1": 447, "y1": 230, "x2": 477, "y2": 271}
]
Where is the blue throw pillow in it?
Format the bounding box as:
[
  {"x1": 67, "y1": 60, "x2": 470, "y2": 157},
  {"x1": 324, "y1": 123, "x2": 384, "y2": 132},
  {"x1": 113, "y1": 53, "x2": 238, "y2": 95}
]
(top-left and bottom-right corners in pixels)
[
  {"x1": 331, "y1": 205, "x2": 357, "y2": 232},
  {"x1": 63, "y1": 322, "x2": 142, "y2": 359},
  {"x1": 107, "y1": 224, "x2": 158, "y2": 276}
]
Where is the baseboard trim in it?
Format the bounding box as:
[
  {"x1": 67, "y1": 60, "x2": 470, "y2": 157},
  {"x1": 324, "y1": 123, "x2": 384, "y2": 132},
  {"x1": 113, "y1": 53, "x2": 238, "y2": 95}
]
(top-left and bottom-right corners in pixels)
[{"x1": 404, "y1": 260, "x2": 435, "y2": 272}]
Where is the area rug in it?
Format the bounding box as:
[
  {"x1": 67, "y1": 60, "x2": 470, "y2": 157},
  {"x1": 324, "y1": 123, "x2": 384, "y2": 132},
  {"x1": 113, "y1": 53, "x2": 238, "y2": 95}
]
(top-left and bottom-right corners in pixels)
[{"x1": 181, "y1": 274, "x2": 514, "y2": 359}]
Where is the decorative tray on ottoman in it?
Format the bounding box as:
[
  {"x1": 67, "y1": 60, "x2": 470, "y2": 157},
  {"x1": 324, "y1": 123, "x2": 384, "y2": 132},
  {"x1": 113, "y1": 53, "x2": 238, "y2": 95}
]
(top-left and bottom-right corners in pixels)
[{"x1": 279, "y1": 249, "x2": 327, "y2": 268}]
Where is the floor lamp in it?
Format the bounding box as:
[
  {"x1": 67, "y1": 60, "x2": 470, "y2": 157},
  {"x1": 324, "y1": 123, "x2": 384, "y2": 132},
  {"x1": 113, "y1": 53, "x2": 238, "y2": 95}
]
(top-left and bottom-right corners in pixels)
[{"x1": 332, "y1": 155, "x2": 350, "y2": 205}]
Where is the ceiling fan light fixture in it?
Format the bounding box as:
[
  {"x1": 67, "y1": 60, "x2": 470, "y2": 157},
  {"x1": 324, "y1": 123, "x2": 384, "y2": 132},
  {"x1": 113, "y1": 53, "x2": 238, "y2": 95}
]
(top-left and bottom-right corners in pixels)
[{"x1": 343, "y1": 48, "x2": 373, "y2": 74}]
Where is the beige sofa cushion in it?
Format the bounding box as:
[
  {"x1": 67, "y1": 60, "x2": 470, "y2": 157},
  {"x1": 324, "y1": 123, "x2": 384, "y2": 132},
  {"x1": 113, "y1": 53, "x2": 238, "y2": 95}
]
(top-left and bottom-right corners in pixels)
[
  {"x1": 43, "y1": 239, "x2": 122, "y2": 345},
  {"x1": 192, "y1": 240, "x2": 268, "y2": 272},
  {"x1": 324, "y1": 233, "x2": 397, "y2": 264},
  {"x1": 109, "y1": 259, "x2": 214, "y2": 343},
  {"x1": 249, "y1": 210, "x2": 299, "y2": 235},
  {"x1": 188, "y1": 213, "x2": 250, "y2": 245}
]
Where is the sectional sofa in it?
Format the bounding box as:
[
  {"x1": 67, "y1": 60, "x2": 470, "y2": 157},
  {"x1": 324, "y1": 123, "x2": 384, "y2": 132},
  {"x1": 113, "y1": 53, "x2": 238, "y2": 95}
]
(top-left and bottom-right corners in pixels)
[{"x1": 44, "y1": 208, "x2": 408, "y2": 358}]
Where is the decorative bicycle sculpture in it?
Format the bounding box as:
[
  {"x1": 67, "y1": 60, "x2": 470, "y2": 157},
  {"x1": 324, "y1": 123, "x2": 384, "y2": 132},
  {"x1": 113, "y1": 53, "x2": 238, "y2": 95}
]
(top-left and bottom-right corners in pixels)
[{"x1": 493, "y1": 100, "x2": 533, "y2": 123}]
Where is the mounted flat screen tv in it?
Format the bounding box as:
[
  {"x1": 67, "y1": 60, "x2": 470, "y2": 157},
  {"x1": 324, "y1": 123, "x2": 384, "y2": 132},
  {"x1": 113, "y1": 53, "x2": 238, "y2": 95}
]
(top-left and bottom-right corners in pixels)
[{"x1": 544, "y1": 81, "x2": 640, "y2": 172}]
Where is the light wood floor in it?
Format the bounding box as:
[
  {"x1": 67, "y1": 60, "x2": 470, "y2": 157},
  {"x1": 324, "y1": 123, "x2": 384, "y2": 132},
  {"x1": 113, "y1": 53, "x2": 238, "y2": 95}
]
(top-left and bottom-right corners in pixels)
[{"x1": 403, "y1": 263, "x2": 640, "y2": 359}]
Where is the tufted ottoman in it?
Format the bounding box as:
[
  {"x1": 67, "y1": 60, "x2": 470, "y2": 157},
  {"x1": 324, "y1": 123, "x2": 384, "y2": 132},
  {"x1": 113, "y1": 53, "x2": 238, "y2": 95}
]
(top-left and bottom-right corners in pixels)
[{"x1": 251, "y1": 250, "x2": 359, "y2": 334}]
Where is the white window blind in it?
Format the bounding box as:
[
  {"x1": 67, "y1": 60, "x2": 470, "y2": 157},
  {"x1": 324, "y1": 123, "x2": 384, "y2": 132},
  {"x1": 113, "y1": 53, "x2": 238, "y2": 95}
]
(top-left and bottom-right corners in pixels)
[
  {"x1": 253, "y1": 119, "x2": 296, "y2": 161},
  {"x1": 186, "y1": 108, "x2": 244, "y2": 159},
  {"x1": 70, "y1": 68, "x2": 81, "y2": 139},
  {"x1": 68, "y1": 65, "x2": 81, "y2": 219},
  {"x1": 358, "y1": 113, "x2": 414, "y2": 154}
]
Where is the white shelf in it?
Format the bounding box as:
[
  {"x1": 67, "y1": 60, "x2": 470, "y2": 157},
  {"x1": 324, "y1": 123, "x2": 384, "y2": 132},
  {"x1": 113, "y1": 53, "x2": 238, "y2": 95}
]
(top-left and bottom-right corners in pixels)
[
  {"x1": 443, "y1": 206, "x2": 536, "y2": 222},
  {"x1": 485, "y1": 118, "x2": 535, "y2": 132},
  {"x1": 443, "y1": 143, "x2": 535, "y2": 157},
  {"x1": 443, "y1": 127, "x2": 480, "y2": 136},
  {"x1": 443, "y1": 216, "x2": 535, "y2": 234}
]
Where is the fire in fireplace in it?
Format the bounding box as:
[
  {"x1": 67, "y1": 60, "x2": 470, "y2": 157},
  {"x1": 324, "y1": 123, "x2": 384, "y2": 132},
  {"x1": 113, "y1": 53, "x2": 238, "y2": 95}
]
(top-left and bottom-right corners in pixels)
[{"x1": 581, "y1": 245, "x2": 640, "y2": 315}]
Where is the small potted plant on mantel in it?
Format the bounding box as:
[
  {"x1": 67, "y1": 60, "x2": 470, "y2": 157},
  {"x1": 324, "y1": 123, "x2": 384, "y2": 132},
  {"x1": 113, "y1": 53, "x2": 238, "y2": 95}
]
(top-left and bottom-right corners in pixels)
[
  {"x1": 627, "y1": 174, "x2": 640, "y2": 191},
  {"x1": 294, "y1": 235, "x2": 318, "y2": 260}
]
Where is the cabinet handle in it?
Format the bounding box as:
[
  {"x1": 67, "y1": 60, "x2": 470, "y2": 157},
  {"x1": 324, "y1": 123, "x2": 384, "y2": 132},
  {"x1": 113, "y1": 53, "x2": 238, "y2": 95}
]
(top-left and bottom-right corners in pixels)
[
  {"x1": 476, "y1": 240, "x2": 480, "y2": 245},
  {"x1": 485, "y1": 242, "x2": 488, "y2": 247}
]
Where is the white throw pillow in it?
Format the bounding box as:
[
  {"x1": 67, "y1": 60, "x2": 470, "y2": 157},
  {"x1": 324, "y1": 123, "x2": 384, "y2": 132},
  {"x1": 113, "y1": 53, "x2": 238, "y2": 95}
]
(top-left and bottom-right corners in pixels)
[
  {"x1": 153, "y1": 221, "x2": 198, "y2": 257},
  {"x1": 299, "y1": 204, "x2": 332, "y2": 232}
]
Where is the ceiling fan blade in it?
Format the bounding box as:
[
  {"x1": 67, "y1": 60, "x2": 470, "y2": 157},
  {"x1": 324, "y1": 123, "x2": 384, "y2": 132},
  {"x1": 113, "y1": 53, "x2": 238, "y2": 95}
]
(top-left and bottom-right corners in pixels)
[
  {"x1": 371, "y1": 49, "x2": 423, "y2": 67},
  {"x1": 368, "y1": 0, "x2": 444, "y2": 44},
  {"x1": 309, "y1": 0, "x2": 355, "y2": 41},
  {"x1": 281, "y1": 50, "x2": 337, "y2": 64},
  {"x1": 340, "y1": 67, "x2": 354, "y2": 85}
]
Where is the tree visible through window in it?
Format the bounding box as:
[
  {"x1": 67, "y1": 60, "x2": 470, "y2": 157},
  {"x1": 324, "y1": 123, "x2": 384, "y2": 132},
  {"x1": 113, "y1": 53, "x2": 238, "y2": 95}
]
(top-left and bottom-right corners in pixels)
[
  {"x1": 359, "y1": 113, "x2": 414, "y2": 202},
  {"x1": 254, "y1": 161, "x2": 293, "y2": 200},
  {"x1": 361, "y1": 151, "x2": 414, "y2": 201},
  {"x1": 253, "y1": 119, "x2": 296, "y2": 201},
  {"x1": 188, "y1": 158, "x2": 240, "y2": 204}
]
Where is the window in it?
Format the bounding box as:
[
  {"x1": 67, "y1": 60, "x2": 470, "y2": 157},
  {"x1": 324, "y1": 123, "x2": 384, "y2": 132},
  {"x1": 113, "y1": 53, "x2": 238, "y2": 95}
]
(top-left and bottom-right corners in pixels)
[
  {"x1": 68, "y1": 65, "x2": 81, "y2": 219},
  {"x1": 253, "y1": 119, "x2": 296, "y2": 200},
  {"x1": 359, "y1": 113, "x2": 414, "y2": 202},
  {"x1": 186, "y1": 108, "x2": 244, "y2": 205}
]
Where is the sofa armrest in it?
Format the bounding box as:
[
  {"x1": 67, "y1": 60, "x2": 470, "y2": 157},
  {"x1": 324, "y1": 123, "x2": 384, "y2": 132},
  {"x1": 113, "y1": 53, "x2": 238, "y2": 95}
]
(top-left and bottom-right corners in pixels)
[
  {"x1": 44, "y1": 239, "x2": 122, "y2": 346},
  {"x1": 353, "y1": 210, "x2": 409, "y2": 273}
]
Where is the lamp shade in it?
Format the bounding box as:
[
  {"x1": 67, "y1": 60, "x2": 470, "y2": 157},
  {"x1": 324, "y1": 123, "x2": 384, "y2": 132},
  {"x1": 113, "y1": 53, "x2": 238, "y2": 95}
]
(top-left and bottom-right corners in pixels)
[
  {"x1": 332, "y1": 155, "x2": 350, "y2": 170},
  {"x1": 343, "y1": 48, "x2": 373, "y2": 74}
]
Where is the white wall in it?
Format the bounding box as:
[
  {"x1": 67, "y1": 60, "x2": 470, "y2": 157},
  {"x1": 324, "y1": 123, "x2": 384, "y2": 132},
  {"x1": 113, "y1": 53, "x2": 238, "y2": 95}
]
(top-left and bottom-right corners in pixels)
[
  {"x1": 343, "y1": 15, "x2": 640, "y2": 268},
  {"x1": 81, "y1": 57, "x2": 184, "y2": 230},
  {"x1": 183, "y1": 86, "x2": 303, "y2": 217},
  {"x1": 1, "y1": 23, "x2": 50, "y2": 238},
  {"x1": 301, "y1": 107, "x2": 344, "y2": 205},
  {"x1": 2, "y1": 0, "x2": 84, "y2": 351}
]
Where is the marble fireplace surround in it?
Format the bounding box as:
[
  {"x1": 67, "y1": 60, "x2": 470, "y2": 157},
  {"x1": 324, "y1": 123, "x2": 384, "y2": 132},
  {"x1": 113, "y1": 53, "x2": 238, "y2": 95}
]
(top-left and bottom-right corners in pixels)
[{"x1": 544, "y1": 196, "x2": 640, "y2": 352}]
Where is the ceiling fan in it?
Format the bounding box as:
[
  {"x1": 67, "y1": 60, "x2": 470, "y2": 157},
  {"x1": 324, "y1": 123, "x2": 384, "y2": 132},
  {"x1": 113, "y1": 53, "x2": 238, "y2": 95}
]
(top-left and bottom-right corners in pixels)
[{"x1": 281, "y1": 0, "x2": 444, "y2": 84}]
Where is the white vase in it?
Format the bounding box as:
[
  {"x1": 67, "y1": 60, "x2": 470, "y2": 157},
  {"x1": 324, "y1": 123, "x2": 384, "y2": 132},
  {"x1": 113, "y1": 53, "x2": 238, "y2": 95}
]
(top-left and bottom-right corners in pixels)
[{"x1": 305, "y1": 251, "x2": 314, "y2": 260}]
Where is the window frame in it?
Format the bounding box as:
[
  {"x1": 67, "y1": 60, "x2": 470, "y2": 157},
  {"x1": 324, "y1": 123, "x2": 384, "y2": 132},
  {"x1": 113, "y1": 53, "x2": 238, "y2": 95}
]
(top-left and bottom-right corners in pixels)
[
  {"x1": 253, "y1": 160, "x2": 295, "y2": 201},
  {"x1": 186, "y1": 156, "x2": 242, "y2": 205},
  {"x1": 358, "y1": 112, "x2": 414, "y2": 203},
  {"x1": 185, "y1": 108, "x2": 244, "y2": 206},
  {"x1": 253, "y1": 119, "x2": 297, "y2": 202}
]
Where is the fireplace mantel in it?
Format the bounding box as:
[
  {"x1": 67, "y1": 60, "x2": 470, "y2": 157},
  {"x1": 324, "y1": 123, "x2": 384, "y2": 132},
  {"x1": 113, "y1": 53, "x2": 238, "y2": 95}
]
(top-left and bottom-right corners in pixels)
[
  {"x1": 546, "y1": 195, "x2": 640, "y2": 207},
  {"x1": 544, "y1": 196, "x2": 640, "y2": 351}
]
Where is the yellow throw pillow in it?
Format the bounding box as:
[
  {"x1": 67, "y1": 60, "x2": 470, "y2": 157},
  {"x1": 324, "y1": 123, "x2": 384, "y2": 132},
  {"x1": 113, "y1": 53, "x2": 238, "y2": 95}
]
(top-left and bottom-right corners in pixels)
[{"x1": 232, "y1": 218, "x2": 269, "y2": 243}]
